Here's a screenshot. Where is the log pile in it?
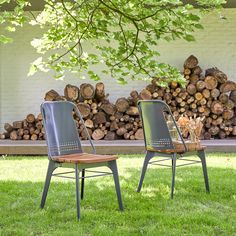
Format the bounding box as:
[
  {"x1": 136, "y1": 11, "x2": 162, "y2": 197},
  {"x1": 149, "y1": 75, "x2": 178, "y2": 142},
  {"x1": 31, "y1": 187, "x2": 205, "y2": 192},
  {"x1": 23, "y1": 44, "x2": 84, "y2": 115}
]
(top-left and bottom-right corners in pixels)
[
  {"x1": 0, "y1": 55, "x2": 236, "y2": 140},
  {"x1": 0, "y1": 114, "x2": 45, "y2": 141}
]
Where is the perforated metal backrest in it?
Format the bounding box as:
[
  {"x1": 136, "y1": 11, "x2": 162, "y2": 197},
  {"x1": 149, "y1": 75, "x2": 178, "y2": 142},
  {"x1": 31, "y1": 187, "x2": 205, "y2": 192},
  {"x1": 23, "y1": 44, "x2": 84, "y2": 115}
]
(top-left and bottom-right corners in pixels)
[
  {"x1": 138, "y1": 100, "x2": 179, "y2": 151},
  {"x1": 41, "y1": 101, "x2": 83, "y2": 158}
]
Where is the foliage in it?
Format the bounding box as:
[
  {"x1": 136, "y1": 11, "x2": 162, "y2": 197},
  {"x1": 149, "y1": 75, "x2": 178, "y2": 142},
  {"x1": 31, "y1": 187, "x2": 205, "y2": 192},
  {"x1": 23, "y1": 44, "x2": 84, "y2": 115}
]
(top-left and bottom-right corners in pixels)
[{"x1": 0, "y1": 0, "x2": 226, "y2": 85}]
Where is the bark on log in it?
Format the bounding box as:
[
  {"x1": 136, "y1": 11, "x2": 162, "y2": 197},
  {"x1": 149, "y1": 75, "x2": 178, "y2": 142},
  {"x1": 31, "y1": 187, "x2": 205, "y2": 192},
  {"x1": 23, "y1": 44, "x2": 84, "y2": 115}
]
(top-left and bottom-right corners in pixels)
[
  {"x1": 134, "y1": 128, "x2": 144, "y2": 140},
  {"x1": 44, "y1": 89, "x2": 61, "y2": 101},
  {"x1": 101, "y1": 102, "x2": 116, "y2": 115},
  {"x1": 211, "y1": 88, "x2": 220, "y2": 99},
  {"x1": 126, "y1": 106, "x2": 139, "y2": 116},
  {"x1": 95, "y1": 82, "x2": 105, "y2": 101},
  {"x1": 202, "y1": 89, "x2": 210, "y2": 99},
  {"x1": 189, "y1": 75, "x2": 199, "y2": 85},
  {"x1": 229, "y1": 90, "x2": 236, "y2": 103},
  {"x1": 219, "y1": 93, "x2": 229, "y2": 104},
  {"x1": 26, "y1": 114, "x2": 35, "y2": 123},
  {"x1": 4, "y1": 123, "x2": 13, "y2": 133},
  {"x1": 93, "y1": 112, "x2": 107, "y2": 125},
  {"x1": 92, "y1": 129, "x2": 105, "y2": 140},
  {"x1": 64, "y1": 84, "x2": 79, "y2": 101},
  {"x1": 225, "y1": 100, "x2": 235, "y2": 110},
  {"x1": 208, "y1": 126, "x2": 220, "y2": 136},
  {"x1": 104, "y1": 131, "x2": 117, "y2": 140},
  {"x1": 192, "y1": 66, "x2": 202, "y2": 75},
  {"x1": 187, "y1": 84, "x2": 197, "y2": 95},
  {"x1": 205, "y1": 67, "x2": 227, "y2": 84},
  {"x1": 204, "y1": 76, "x2": 218, "y2": 90},
  {"x1": 222, "y1": 110, "x2": 234, "y2": 120},
  {"x1": 139, "y1": 89, "x2": 152, "y2": 100},
  {"x1": 84, "y1": 119, "x2": 94, "y2": 129},
  {"x1": 116, "y1": 127, "x2": 127, "y2": 136},
  {"x1": 184, "y1": 55, "x2": 198, "y2": 69},
  {"x1": 80, "y1": 83, "x2": 95, "y2": 100},
  {"x1": 220, "y1": 81, "x2": 236, "y2": 93},
  {"x1": 13, "y1": 121, "x2": 23, "y2": 129},
  {"x1": 0, "y1": 132, "x2": 10, "y2": 139},
  {"x1": 115, "y1": 98, "x2": 129, "y2": 113},
  {"x1": 196, "y1": 81, "x2": 206, "y2": 91},
  {"x1": 77, "y1": 103, "x2": 90, "y2": 118},
  {"x1": 31, "y1": 134, "x2": 38, "y2": 141},
  {"x1": 10, "y1": 131, "x2": 18, "y2": 140},
  {"x1": 110, "y1": 121, "x2": 119, "y2": 131},
  {"x1": 211, "y1": 101, "x2": 224, "y2": 115}
]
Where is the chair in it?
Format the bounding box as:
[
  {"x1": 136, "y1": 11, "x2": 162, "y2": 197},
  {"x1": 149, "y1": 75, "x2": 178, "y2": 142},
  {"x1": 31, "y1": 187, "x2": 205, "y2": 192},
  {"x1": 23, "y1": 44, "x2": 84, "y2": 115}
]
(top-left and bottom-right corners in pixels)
[
  {"x1": 137, "y1": 100, "x2": 210, "y2": 198},
  {"x1": 40, "y1": 101, "x2": 123, "y2": 220}
]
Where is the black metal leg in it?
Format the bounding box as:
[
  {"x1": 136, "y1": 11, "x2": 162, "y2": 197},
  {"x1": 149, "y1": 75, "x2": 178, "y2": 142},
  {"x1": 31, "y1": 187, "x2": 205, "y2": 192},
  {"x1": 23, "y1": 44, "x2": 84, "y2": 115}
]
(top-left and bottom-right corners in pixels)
[
  {"x1": 75, "y1": 164, "x2": 81, "y2": 220},
  {"x1": 81, "y1": 169, "x2": 85, "y2": 200},
  {"x1": 40, "y1": 160, "x2": 57, "y2": 208},
  {"x1": 108, "y1": 160, "x2": 123, "y2": 211},
  {"x1": 171, "y1": 154, "x2": 177, "y2": 198},
  {"x1": 137, "y1": 151, "x2": 154, "y2": 192},
  {"x1": 197, "y1": 150, "x2": 210, "y2": 193}
]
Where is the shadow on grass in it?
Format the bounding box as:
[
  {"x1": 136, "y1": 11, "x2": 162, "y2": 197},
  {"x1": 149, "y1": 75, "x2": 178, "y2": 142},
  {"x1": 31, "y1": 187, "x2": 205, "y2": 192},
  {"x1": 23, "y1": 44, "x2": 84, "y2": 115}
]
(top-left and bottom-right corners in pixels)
[{"x1": 0, "y1": 166, "x2": 235, "y2": 235}]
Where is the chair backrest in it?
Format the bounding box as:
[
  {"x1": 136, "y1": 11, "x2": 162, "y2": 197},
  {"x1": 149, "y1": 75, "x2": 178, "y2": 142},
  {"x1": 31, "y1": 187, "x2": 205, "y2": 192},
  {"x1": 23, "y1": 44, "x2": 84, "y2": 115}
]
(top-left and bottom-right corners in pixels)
[
  {"x1": 41, "y1": 101, "x2": 83, "y2": 158},
  {"x1": 138, "y1": 100, "x2": 184, "y2": 151}
]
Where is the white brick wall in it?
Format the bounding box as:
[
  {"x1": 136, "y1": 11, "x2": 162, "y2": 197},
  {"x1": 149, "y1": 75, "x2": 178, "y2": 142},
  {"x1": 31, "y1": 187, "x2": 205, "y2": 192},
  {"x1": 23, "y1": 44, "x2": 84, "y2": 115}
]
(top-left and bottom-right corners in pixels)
[{"x1": 0, "y1": 9, "x2": 236, "y2": 131}]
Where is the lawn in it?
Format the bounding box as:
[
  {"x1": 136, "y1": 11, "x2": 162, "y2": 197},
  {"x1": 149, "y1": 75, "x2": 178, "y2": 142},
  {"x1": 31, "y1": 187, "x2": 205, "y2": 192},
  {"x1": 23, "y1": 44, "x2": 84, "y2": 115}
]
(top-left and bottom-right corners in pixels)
[{"x1": 0, "y1": 153, "x2": 235, "y2": 236}]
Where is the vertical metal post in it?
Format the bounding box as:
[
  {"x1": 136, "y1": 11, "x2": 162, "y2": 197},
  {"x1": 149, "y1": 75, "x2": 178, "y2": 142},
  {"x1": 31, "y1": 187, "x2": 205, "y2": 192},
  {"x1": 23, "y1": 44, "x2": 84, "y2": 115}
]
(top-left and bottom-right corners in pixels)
[{"x1": 75, "y1": 164, "x2": 81, "y2": 220}]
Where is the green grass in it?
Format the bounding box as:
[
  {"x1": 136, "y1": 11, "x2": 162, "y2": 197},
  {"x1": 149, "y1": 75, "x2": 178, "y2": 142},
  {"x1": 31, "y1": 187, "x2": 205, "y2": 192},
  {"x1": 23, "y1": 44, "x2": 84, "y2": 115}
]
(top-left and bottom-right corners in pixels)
[{"x1": 0, "y1": 153, "x2": 236, "y2": 236}]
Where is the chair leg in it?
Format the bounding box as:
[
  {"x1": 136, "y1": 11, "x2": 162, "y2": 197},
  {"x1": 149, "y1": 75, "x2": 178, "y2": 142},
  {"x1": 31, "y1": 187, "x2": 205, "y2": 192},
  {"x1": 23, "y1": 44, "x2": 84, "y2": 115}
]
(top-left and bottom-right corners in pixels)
[
  {"x1": 75, "y1": 164, "x2": 81, "y2": 220},
  {"x1": 108, "y1": 160, "x2": 123, "y2": 211},
  {"x1": 40, "y1": 160, "x2": 57, "y2": 208},
  {"x1": 137, "y1": 151, "x2": 154, "y2": 192},
  {"x1": 81, "y1": 169, "x2": 85, "y2": 200},
  {"x1": 197, "y1": 150, "x2": 210, "y2": 193},
  {"x1": 171, "y1": 153, "x2": 177, "y2": 199}
]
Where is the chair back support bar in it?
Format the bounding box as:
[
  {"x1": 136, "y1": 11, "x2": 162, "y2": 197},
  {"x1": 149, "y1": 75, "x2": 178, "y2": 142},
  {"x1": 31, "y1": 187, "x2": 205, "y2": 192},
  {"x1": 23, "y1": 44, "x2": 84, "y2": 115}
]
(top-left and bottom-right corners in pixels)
[
  {"x1": 138, "y1": 100, "x2": 186, "y2": 151},
  {"x1": 41, "y1": 101, "x2": 83, "y2": 157}
]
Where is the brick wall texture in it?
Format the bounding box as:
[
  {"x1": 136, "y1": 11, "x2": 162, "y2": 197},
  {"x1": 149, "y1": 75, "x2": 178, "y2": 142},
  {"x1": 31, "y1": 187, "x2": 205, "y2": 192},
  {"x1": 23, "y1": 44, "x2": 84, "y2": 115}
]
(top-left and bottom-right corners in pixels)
[{"x1": 0, "y1": 9, "x2": 236, "y2": 131}]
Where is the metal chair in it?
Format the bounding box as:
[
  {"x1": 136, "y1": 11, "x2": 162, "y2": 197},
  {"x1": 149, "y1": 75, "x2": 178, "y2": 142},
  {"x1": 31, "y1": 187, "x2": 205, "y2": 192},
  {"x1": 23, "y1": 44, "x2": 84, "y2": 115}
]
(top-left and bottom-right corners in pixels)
[
  {"x1": 40, "y1": 101, "x2": 123, "y2": 220},
  {"x1": 137, "y1": 100, "x2": 210, "y2": 198}
]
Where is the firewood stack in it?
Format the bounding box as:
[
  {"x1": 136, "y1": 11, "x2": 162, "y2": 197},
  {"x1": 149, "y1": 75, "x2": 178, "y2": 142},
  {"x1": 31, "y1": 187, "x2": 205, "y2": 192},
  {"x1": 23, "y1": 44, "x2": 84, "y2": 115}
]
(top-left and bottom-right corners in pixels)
[
  {"x1": 43, "y1": 82, "x2": 144, "y2": 141},
  {"x1": 0, "y1": 114, "x2": 45, "y2": 141},
  {"x1": 0, "y1": 55, "x2": 236, "y2": 140}
]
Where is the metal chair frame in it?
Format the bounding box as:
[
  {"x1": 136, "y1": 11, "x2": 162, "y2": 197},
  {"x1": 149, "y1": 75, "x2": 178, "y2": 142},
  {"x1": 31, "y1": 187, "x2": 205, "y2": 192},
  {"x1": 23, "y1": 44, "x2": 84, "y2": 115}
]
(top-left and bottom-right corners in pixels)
[
  {"x1": 136, "y1": 100, "x2": 210, "y2": 198},
  {"x1": 40, "y1": 101, "x2": 123, "y2": 220}
]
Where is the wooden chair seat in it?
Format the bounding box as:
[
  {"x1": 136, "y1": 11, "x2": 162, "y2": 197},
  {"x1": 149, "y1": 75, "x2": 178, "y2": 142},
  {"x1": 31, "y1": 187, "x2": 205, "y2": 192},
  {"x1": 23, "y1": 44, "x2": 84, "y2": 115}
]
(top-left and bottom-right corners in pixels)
[
  {"x1": 52, "y1": 153, "x2": 118, "y2": 164},
  {"x1": 147, "y1": 141, "x2": 205, "y2": 154}
]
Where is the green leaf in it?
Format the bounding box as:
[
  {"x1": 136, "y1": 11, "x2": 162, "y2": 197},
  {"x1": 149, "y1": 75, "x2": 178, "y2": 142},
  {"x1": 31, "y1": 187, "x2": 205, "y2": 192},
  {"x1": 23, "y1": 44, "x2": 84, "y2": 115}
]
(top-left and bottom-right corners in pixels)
[
  {"x1": 184, "y1": 34, "x2": 195, "y2": 42},
  {"x1": 195, "y1": 24, "x2": 204, "y2": 29},
  {"x1": 0, "y1": 35, "x2": 13, "y2": 44}
]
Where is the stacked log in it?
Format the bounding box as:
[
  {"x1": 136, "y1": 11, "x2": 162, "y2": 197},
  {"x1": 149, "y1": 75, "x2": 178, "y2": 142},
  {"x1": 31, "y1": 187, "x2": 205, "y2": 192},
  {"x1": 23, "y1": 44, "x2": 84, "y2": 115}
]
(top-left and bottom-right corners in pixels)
[
  {"x1": 0, "y1": 114, "x2": 45, "y2": 141},
  {"x1": 0, "y1": 55, "x2": 236, "y2": 140}
]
